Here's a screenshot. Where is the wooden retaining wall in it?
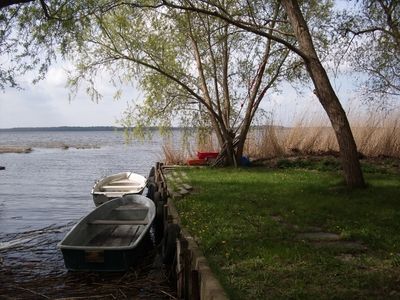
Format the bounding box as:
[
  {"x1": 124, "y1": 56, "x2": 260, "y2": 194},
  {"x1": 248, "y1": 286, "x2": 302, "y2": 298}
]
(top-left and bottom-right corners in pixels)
[{"x1": 153, "y1": 163, "x2": 228, "y2": 300}]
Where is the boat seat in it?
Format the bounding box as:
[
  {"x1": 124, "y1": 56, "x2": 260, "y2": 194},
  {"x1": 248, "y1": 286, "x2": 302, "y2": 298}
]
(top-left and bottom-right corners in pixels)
[
  {"x1": 102, "y1": 185, "x2": 141, "y2": 190},
  {"x1": 111, "y1": 180, "x2": 137, "y2": 184},
  {"x1": 89, "y1": 220, "x2": 148, "y2": 225},
  {"x1": 98, "y1": 192, "x2": 132, "y2": 196}
]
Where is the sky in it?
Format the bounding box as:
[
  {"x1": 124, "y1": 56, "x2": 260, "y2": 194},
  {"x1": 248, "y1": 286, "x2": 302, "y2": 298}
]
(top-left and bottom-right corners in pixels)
[
  {"x1": 0, "y1": 0, "x2": 394, "y2": 129},
  {"x1": 0, "y1": 60, "x2": 363, "y2": 129},
  {"x1": 0, "y1": 64, "x2": 142, "y2": 128}
]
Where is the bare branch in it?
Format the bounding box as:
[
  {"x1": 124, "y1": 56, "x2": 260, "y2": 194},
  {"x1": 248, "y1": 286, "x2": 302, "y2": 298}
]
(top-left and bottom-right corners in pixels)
[{"x1": 0, "y1": 0, "x2": 34, "y2": 9}]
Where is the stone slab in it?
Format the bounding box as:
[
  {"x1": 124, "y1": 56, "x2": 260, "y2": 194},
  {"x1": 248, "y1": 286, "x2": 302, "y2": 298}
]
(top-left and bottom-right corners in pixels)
[{"x1": 182, "y1": 184, "x2": 193, "y2": 190}]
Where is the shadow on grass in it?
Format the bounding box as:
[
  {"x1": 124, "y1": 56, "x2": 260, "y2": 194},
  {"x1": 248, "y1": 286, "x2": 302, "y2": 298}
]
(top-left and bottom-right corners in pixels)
[{"x1": 175, "y1": 167, "x2": 400, "y2": 299}]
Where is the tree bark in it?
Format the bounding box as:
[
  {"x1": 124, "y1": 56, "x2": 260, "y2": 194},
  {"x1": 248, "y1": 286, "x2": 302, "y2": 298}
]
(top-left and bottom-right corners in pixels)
[{"x1": 281, "y1": 0, "x2": 365, "y2": 188}]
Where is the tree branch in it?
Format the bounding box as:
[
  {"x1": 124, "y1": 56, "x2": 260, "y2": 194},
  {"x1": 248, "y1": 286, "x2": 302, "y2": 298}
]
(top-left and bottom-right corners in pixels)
[
  {"x1": 0, "y1": 0, "x2": 34, "y2": 9},
  {"x1": 160, "y1": 0, "x2": 308, "y2": 61}
]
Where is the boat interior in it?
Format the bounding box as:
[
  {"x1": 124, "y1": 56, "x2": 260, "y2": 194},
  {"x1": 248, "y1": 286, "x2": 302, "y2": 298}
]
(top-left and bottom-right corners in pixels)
[
  {"x1": 63, "y1": 204, "x2": 150, "y2": 248},
  {"x1": 98, "y1": 177, "x2": 145, "y2": 193}
]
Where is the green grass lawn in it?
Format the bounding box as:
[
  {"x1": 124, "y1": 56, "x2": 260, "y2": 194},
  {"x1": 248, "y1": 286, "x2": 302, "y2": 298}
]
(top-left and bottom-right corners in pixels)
[{"x1": 174, "y1": 166, "x2": 400, "y2": 299}]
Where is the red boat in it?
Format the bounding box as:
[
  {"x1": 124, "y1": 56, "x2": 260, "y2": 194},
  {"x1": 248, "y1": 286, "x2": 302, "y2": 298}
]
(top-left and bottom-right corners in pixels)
[
  {"x1": 187, "y1": 159, "x2": 207, "y2": 166},
  {"x1": 197, "y1": 151, "x2": 219, "y2": 159}
]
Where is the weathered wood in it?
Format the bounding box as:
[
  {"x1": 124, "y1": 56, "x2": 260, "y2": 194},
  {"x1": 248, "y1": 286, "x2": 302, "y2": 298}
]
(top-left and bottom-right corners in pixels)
[
  {"x1": 182, "y1": 239, "x2": 191, "y2": 299},
  {"x1": 87, "y1": 225, "x2": 141, "y2": 247},
  {"x1": 191, "y1": 270, "x2": 200, "y2": 300},
  {"x1": 176, "y1": 239, "x2": 184, "y2": 299}
]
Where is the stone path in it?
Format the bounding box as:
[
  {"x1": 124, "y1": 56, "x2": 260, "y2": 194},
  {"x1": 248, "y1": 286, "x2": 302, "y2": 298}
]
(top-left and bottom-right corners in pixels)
[
  {"x1": 163, "y1": 167, "x2": 193, "y2": 199},
  {"x1": 164, "y1": 166, "x2": 367, "y2": 255},
  {"x1": 271, "y1": 214, "x2": 367, "y2": 253}
]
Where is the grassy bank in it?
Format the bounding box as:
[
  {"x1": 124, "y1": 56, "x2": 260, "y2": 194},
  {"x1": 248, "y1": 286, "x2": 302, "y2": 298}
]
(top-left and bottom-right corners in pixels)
[{"x1": 174, "y1": 166, "x2": 400, "y2": 299}]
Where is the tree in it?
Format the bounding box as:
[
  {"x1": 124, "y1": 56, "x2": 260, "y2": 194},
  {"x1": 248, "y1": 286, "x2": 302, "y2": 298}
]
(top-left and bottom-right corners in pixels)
[
  {"x1": 281, "y1": 0, "x2": 365, "y2": 187},
  {"x1": 0, "y1": 0, "x2": 115, "y2": 89},
  {"x1": 1, "y1": 0, "x2": 366, "y2": 187},
  {"x1": 339, "y1": 0, "x2": 400, "y2": 107},
  {"x1": 155, "y1": 0, "x2": 365, "y2": 188},
  {"x1": 0, "y1": 0, "x2": 54, "y2": 89},
  {"x1": 66, "y1": 1, "x2": 303, "y2": 166}
]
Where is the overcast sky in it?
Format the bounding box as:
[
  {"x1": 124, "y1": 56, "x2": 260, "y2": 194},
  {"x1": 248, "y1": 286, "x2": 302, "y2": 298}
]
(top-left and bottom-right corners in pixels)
[
  {"x1": 0, "y1": 63, "x2": 146, "y2": 128},
  {"x1": 0, "y1": 60, "x2": 363, "y2": 129},
  {"x1": 2, "y1": 0, "x2": 384, "y2": 129}
]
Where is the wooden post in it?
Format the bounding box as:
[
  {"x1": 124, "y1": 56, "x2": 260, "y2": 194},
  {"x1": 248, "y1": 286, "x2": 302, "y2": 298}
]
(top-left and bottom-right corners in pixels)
[
  {"x1": 176, "y1": 238, "x2": 184, "y2": 298},
  {"x1": 191, "y1": 270, "x2": 200, "y2": 300},
  {"x1": 180, "y1": 238, "x2": 191, "y2": 299}
]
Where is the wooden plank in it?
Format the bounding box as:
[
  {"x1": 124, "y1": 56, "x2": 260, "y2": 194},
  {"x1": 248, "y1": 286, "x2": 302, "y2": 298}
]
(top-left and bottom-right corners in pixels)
[
  {"x1": 87, "y1": 225, "x2": 142, "y2": 247},
  {"x1": 89, "y1": 220, "x2": 148, "y2": 225},
  {"x1": 86, "y1": 226, "x2": 118, "y2": 246},
  {"x1": 105, "y1": 225, "x2": 141, "y2": 247}
]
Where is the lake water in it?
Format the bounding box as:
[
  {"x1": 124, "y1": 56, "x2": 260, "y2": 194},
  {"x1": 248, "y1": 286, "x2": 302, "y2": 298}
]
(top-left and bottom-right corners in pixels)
[
  {"x1": 0, "y1": 130, "x2": 164, "y2": 234},
  {"x1": 0, "y1": 130, "x2": 176, "y2": 299}
]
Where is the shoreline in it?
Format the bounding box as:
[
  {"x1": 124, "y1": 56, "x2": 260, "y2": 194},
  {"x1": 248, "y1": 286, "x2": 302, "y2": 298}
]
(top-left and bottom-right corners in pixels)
[{"x1": 0, "y1": 146, "x2": 32, "y2": 154}]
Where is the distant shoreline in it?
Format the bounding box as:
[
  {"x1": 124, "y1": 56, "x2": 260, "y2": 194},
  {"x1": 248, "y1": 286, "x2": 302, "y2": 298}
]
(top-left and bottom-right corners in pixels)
[
  {"x1": 0, "y1": 126, "x2": 163, "y2": 132},
  {"x1": 0, "y1": 125, "x2": 286, "y2": 132}
]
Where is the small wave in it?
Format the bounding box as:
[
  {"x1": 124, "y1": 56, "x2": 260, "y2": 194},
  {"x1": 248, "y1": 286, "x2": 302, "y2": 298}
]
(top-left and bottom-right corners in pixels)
[{"x1": 0, "y1": 237, "x2": 34, "y2": 250}]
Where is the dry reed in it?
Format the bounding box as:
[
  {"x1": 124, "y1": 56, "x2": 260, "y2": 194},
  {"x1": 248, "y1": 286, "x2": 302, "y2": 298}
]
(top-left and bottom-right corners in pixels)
[
  {"x1": 162, "y1": 143, "x2": 189, "y2": 165},
  {"x1": 161, "y1": 109, "x2": 400, "y2": 163},
  {"x1": 248, "y1": 110, "x2": 400, "y2": 160}
]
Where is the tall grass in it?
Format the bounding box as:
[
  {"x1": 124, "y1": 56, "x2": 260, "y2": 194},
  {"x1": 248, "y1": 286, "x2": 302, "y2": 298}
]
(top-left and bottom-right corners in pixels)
[
  {"x1": 246, "y1": 110, "x2": 400, "y2": 160},
  {"x1": 162, "y1": 110, "x2": 400, "y2": 164},
  {"x1": 162, "y1": 142, "x2": 189, "y2": 165}
]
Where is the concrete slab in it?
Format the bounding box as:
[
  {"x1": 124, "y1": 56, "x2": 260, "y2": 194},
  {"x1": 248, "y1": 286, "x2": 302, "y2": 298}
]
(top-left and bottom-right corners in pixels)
[{"x1": 182, "y1": 184, "x2": 193, "y2": 190}]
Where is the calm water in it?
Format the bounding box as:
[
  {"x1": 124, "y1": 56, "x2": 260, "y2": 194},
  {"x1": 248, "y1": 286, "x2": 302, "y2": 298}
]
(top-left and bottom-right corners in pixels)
[
  {"x1": 0, "y1": 131, "x2": 176, "y2": 298},
  {"x1": 0, "y1": 130, "x2": 163, "y2": 234}
]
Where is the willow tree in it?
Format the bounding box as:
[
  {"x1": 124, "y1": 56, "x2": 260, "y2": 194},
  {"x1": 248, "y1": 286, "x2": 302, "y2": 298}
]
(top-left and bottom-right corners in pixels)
[
  {"x1": 154, "y1": 0, "x2": 365, "y2": 188},
  {"x1": 66, "y1": 2, "x2": 302, "y2": 166},
  {"x1": 339, "y1": 0, "x2": 400, "y2": 106},
  {"x1": 0, "y1": 0, "x2": 105, "y2": 89},
  {"x1": 1, "y1": 0, "x2": 366, "y2": 186}
]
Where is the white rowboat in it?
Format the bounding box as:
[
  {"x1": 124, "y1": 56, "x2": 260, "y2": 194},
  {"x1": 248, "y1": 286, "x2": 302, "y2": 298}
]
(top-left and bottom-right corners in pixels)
[{"x1": 91, "y1": 172, "x2": 147, "y2": 207}]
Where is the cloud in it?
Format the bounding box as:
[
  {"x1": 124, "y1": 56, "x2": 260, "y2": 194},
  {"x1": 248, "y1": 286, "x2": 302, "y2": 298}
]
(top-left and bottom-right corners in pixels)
[{"x1": 0, "y1": 63, "x2": 143, "y2": 128}]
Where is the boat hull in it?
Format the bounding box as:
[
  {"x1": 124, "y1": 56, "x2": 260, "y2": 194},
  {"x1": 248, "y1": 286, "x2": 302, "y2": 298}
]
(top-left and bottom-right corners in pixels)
[
  {"x1": 91, "y1": 172, "x2": 147, "y2": 207},
  {"x1": 60, "y1": 237, "x2": 151, "y2": 271},
  {"x1": 59, "y1": 195, "x2": 155, "y2": 271}
]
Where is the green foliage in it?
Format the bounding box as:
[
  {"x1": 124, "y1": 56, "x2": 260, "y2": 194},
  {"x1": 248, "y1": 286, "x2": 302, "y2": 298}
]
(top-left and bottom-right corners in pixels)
[
  {"x1": 176, "y1": 167, "x2": 400, "y2": 299},
  {"x1": 337, "y1": 0, "x2": 400, "y2": 106}
]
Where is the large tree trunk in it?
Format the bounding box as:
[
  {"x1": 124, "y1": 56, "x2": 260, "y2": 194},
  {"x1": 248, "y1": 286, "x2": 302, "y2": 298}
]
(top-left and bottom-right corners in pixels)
[{"x1": 282, "y1": 0, "x2": 365, "y2": 188}]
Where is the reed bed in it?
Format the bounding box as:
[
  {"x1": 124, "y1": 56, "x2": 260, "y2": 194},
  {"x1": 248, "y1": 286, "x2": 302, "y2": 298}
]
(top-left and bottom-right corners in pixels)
[
  {"x1": 163, "y1": 109, "x2": 400, "y2": 164},
  {"x1": 247, "y1": 110, "x2": 400, "y2": 160},
  {"x1": 162, "y1": 143, "x2": 190, "y2": 165}
]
